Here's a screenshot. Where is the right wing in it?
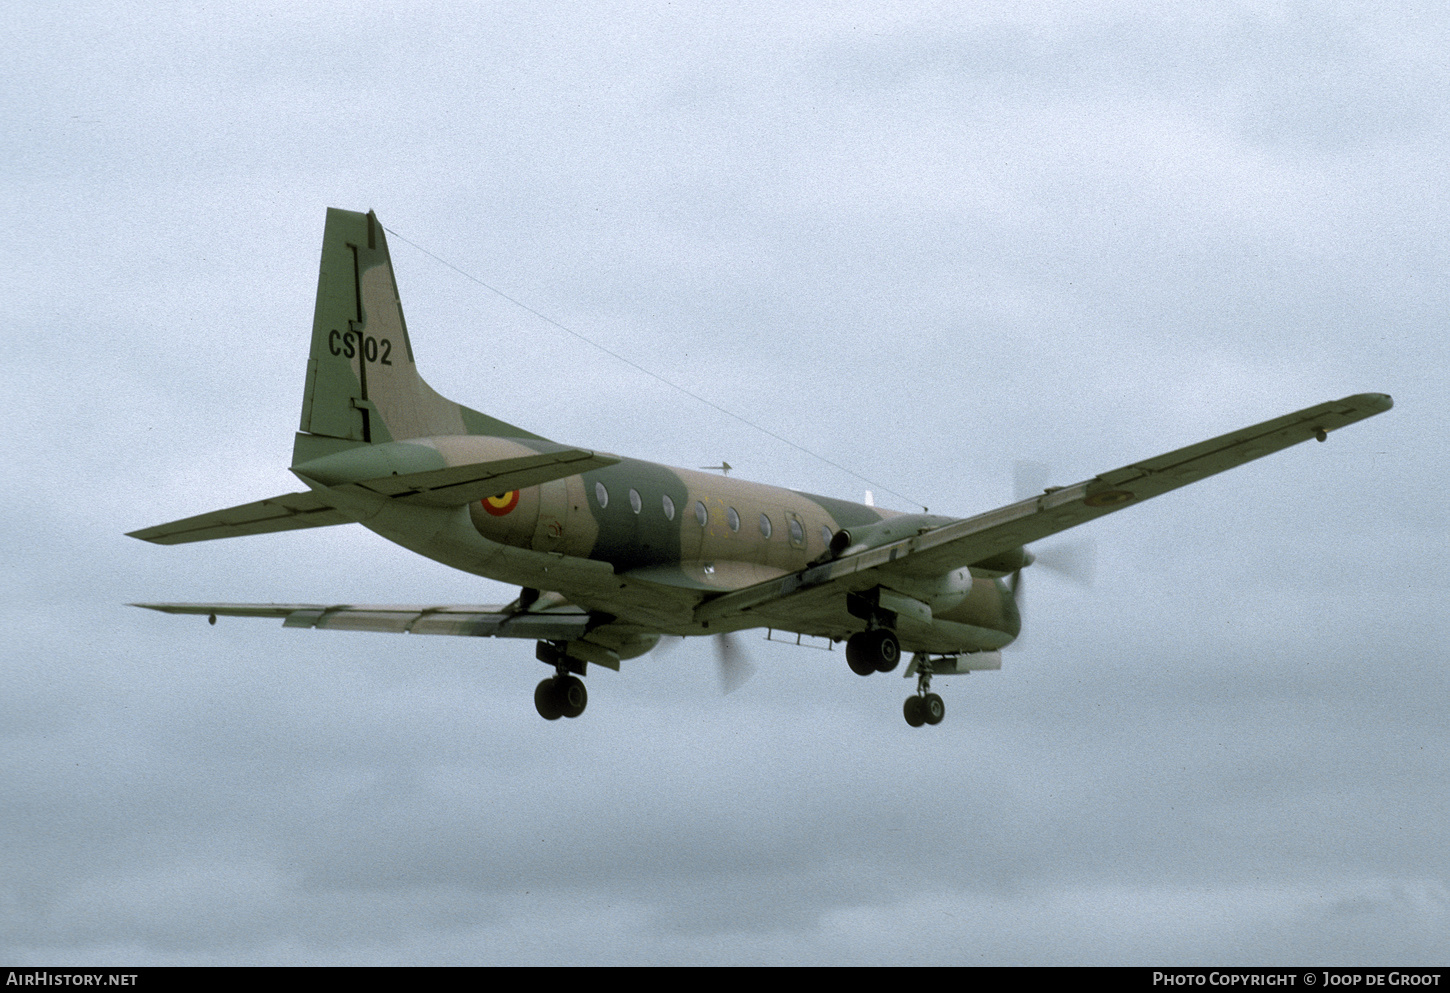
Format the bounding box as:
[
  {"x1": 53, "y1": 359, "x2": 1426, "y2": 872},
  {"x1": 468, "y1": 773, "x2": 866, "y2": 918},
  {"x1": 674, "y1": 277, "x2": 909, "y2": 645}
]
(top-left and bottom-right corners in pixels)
[{"x1": 697, "y1": 392, "x2": 1393, "y2": 627}]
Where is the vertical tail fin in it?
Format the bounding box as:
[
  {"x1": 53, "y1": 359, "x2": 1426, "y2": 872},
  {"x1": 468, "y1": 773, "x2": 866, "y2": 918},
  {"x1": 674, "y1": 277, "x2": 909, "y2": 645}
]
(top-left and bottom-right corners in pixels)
[{"x1": 293, "y1": 208, "x2": 544, "y2": 466}]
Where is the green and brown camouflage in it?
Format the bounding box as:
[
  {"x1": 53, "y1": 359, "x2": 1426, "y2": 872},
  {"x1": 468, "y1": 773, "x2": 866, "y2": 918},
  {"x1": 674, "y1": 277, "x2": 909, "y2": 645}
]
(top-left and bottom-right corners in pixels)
[
  {"x1": 277, "y1": 208, "x2": 1021, "y2": 652},
  {"x1": 129, "y1": 207, "x2": 1393, "y2": 722}
]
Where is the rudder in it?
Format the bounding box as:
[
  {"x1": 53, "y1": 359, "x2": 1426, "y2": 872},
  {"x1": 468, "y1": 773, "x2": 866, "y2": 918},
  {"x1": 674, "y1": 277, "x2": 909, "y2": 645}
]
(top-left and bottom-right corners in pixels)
[{"x1": 294, "y1": 208, "x2": 543, "y2": 466}]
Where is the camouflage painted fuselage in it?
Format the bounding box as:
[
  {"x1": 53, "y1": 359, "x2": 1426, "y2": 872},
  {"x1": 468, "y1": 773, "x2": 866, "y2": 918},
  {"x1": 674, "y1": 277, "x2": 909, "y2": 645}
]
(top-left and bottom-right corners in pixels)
[
  {"x1": 276, "y1": 207, "x2": 1019, "y2": 660},
  {"x1": 291, "y1": 431, "x2": 1022, "y2": 656}
]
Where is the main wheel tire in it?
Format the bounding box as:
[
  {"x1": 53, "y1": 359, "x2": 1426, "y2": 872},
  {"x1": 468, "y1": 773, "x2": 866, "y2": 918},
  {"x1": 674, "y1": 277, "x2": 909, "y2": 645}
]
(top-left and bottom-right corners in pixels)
[
  {"x1": 903, "y1": 695, "x2": 927, "y2": 727},
  {"x1": 845, "y1": 633, "x2": 877, "y2": 676},
  {"x1": 874, "y1": 630, "x2": 901, "y2": 673},
  {"x1": 923, "y1": 693, "x2": 945, "y2": 725},
  {"x1": 534, "y1": 677, "x2": 564, "y2": 721},
  {"x1": 559, "y1": 675, "x2": 588, "y2": 718}
]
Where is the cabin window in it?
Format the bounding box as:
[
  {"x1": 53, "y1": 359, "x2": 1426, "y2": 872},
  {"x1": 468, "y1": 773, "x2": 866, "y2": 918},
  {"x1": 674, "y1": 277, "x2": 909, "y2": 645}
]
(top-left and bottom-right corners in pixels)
[
  {"x1": 662, "y1": 494, "x2": 675, "y2": 520},
  {"x1": 594, "y1": 482, "x2": 609, "y2": 508},
  {"x1": 759, "y1": 513, "x2": 772, "y2": 538},
  {"x1": 629, "y1": 488, "x2": 642, "y2": 514},
  {"x1": 727, "y1": 507, "x2": 740, "y2": 532},
  {"x1": 695, "y1": 501, "x2": 708, "y2": 527}
]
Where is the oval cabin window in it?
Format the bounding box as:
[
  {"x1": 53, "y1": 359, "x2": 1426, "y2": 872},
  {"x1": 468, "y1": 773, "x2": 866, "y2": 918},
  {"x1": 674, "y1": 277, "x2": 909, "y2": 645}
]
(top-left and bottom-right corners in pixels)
[
  {"x1": 629, "y1": 488, "x2": 642, "y2": 514},
  {"x1": 759, "y1": 513, "x2": 772, "y2": 538},
  {"x1": 594, "y1": 482, "x2": 609, "y2": 508},
  {"x1": 662, "y1": 494, "x2": 675, "y2": 520}
]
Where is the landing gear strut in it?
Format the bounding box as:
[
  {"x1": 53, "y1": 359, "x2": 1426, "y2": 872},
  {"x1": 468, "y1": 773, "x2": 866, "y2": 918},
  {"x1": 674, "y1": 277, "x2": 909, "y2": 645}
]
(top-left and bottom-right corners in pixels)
[{"x1": 534, "y1": 640, "x2": 588, "y2": 720}]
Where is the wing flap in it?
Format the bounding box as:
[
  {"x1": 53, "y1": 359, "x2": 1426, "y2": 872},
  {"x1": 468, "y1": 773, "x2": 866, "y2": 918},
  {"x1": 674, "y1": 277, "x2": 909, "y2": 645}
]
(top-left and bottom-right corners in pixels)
[
  {"x1": 126, "y1": 493, "x2": 351, "y2": 545},
  {"x1": 695, "y1": 393, "x2": 1392, "y2": 624}
]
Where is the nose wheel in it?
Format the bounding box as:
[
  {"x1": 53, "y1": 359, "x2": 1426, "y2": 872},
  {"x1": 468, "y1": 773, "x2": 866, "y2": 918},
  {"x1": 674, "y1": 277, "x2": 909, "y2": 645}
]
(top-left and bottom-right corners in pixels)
[
  {"x1": 904, "y1": 692, "x2": 945, "y2": 727},
  {"x1": 903, "y1": 657, "x2": 945, "y2": 728}
]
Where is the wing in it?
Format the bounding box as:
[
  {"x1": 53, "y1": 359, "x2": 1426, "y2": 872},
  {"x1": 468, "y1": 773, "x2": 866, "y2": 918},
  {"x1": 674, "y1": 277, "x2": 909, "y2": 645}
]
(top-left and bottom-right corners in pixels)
[
  {"x1": 128, "y1": 448, "x2": 620, "y2": 544},
  {"x1": 133, "y1": 602, "x2": 595, "y2": 640},
  {"x1": 697, "y1": 392, "x2": 1393, "y2": 626}
]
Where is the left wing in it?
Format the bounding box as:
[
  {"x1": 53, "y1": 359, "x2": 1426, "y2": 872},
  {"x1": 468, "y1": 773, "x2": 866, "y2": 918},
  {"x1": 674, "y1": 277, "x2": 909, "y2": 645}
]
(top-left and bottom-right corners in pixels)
[{"x1": 697, "y1": 392, "x2": 1393, "y2": 627}]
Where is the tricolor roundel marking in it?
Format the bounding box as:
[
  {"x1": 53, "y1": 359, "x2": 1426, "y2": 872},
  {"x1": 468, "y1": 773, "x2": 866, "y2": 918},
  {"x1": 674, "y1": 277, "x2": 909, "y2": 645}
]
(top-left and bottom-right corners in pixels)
[{"x1": 483, "y1": 490, "x2": 520, "y2": 516}]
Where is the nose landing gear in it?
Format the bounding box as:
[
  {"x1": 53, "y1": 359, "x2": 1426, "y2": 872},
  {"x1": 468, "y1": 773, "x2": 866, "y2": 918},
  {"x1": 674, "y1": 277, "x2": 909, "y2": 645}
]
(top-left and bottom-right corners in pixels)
[{"x1": 903, "y1": 656, "x2": 945, "y2": 728}]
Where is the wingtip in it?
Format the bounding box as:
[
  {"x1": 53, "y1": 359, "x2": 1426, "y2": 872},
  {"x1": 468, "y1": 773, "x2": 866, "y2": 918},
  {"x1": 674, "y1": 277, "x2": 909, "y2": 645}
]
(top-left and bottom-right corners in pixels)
[{"x1": 1350, "y1": 392, "x2": 1393, "y2": 412}]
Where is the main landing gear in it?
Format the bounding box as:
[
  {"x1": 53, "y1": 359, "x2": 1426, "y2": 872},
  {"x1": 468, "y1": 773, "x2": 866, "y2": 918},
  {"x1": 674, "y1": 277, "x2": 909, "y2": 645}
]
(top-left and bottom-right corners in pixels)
[
  {"x1": 846, "y1": 629, "x2": 900, "y2": 675},
  {"x1": 534, "y1": 673, "x2": 587, "y2": 720},
  {"x1": 534, "y1": 640, "x2": 588, "y2": 721}
]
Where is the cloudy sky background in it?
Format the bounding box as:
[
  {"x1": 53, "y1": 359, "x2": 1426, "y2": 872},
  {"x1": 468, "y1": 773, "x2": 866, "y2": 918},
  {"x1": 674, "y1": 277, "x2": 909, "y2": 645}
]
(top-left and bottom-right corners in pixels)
[{"x1": 4, "y1": 1, "x2": 1446, "y2": 965}]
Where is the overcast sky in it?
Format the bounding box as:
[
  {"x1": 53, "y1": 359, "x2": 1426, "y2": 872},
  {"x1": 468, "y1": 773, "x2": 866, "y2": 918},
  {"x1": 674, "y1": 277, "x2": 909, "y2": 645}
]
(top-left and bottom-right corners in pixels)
[{"x1": 4, "y1": 1, "x2": 1446, "y2": 965}]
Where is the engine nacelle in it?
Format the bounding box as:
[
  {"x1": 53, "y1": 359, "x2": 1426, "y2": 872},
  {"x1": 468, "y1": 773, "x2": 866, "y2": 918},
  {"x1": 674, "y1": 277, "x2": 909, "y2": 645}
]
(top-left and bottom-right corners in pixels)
[
  {"x1": 968, "y1": 546, "x2": 1033, "y2": 577},
  {"x1": 880, "y1": 568, "x2": 975, "y2": 616}
]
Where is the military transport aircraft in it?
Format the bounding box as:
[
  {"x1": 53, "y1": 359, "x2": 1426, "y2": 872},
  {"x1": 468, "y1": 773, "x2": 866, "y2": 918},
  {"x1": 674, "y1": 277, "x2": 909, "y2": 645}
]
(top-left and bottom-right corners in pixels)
[{"x1": 129, "y1": 208, "x2": 1393, "y2": 726}]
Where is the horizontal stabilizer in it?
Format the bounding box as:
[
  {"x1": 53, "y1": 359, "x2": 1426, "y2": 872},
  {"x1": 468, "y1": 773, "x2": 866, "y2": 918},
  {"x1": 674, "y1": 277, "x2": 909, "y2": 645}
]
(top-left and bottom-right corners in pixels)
[
  {"x1": 132, "y1": 602, "x2": 595, "y2": 641},
  {"x1": 131, "y1": 448, "x2": 622, "y2": 545},
  {"x1": 126, "y1": 492, "x2": 350, "y2": 545},
  {"x1": 310, "y1": 448, "x2": 621, "y2": 506}
]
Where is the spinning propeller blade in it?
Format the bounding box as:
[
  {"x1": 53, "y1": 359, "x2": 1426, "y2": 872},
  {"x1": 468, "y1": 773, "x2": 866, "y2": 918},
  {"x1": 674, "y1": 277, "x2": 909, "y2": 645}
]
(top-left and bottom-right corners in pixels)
[{"x1": 714, "y1": 632, "x2": 757, "y2": 695}]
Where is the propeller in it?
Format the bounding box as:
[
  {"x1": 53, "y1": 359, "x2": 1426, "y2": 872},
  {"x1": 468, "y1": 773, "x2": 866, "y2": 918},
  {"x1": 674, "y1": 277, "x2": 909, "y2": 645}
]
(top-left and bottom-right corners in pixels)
[
  {"x1": 713, "y1": 631, "x2": 757, "y2": 695},
  {"x1": 1008, "y1": 461, "x2": 1097, "y2": 647},
  {"x1": 652, "y1": 632, "x2": 757, "y2": 695},
  {"x1": 1015, "y1": 539, "x2": 1090, "y2": 614}
]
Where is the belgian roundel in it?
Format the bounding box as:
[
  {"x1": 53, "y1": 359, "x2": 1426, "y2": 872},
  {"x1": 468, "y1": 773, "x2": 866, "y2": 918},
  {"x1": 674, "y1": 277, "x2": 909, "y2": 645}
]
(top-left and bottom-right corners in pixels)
[{"x1": 483, "y1": 491, "x2": 520, "y2": 516}]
